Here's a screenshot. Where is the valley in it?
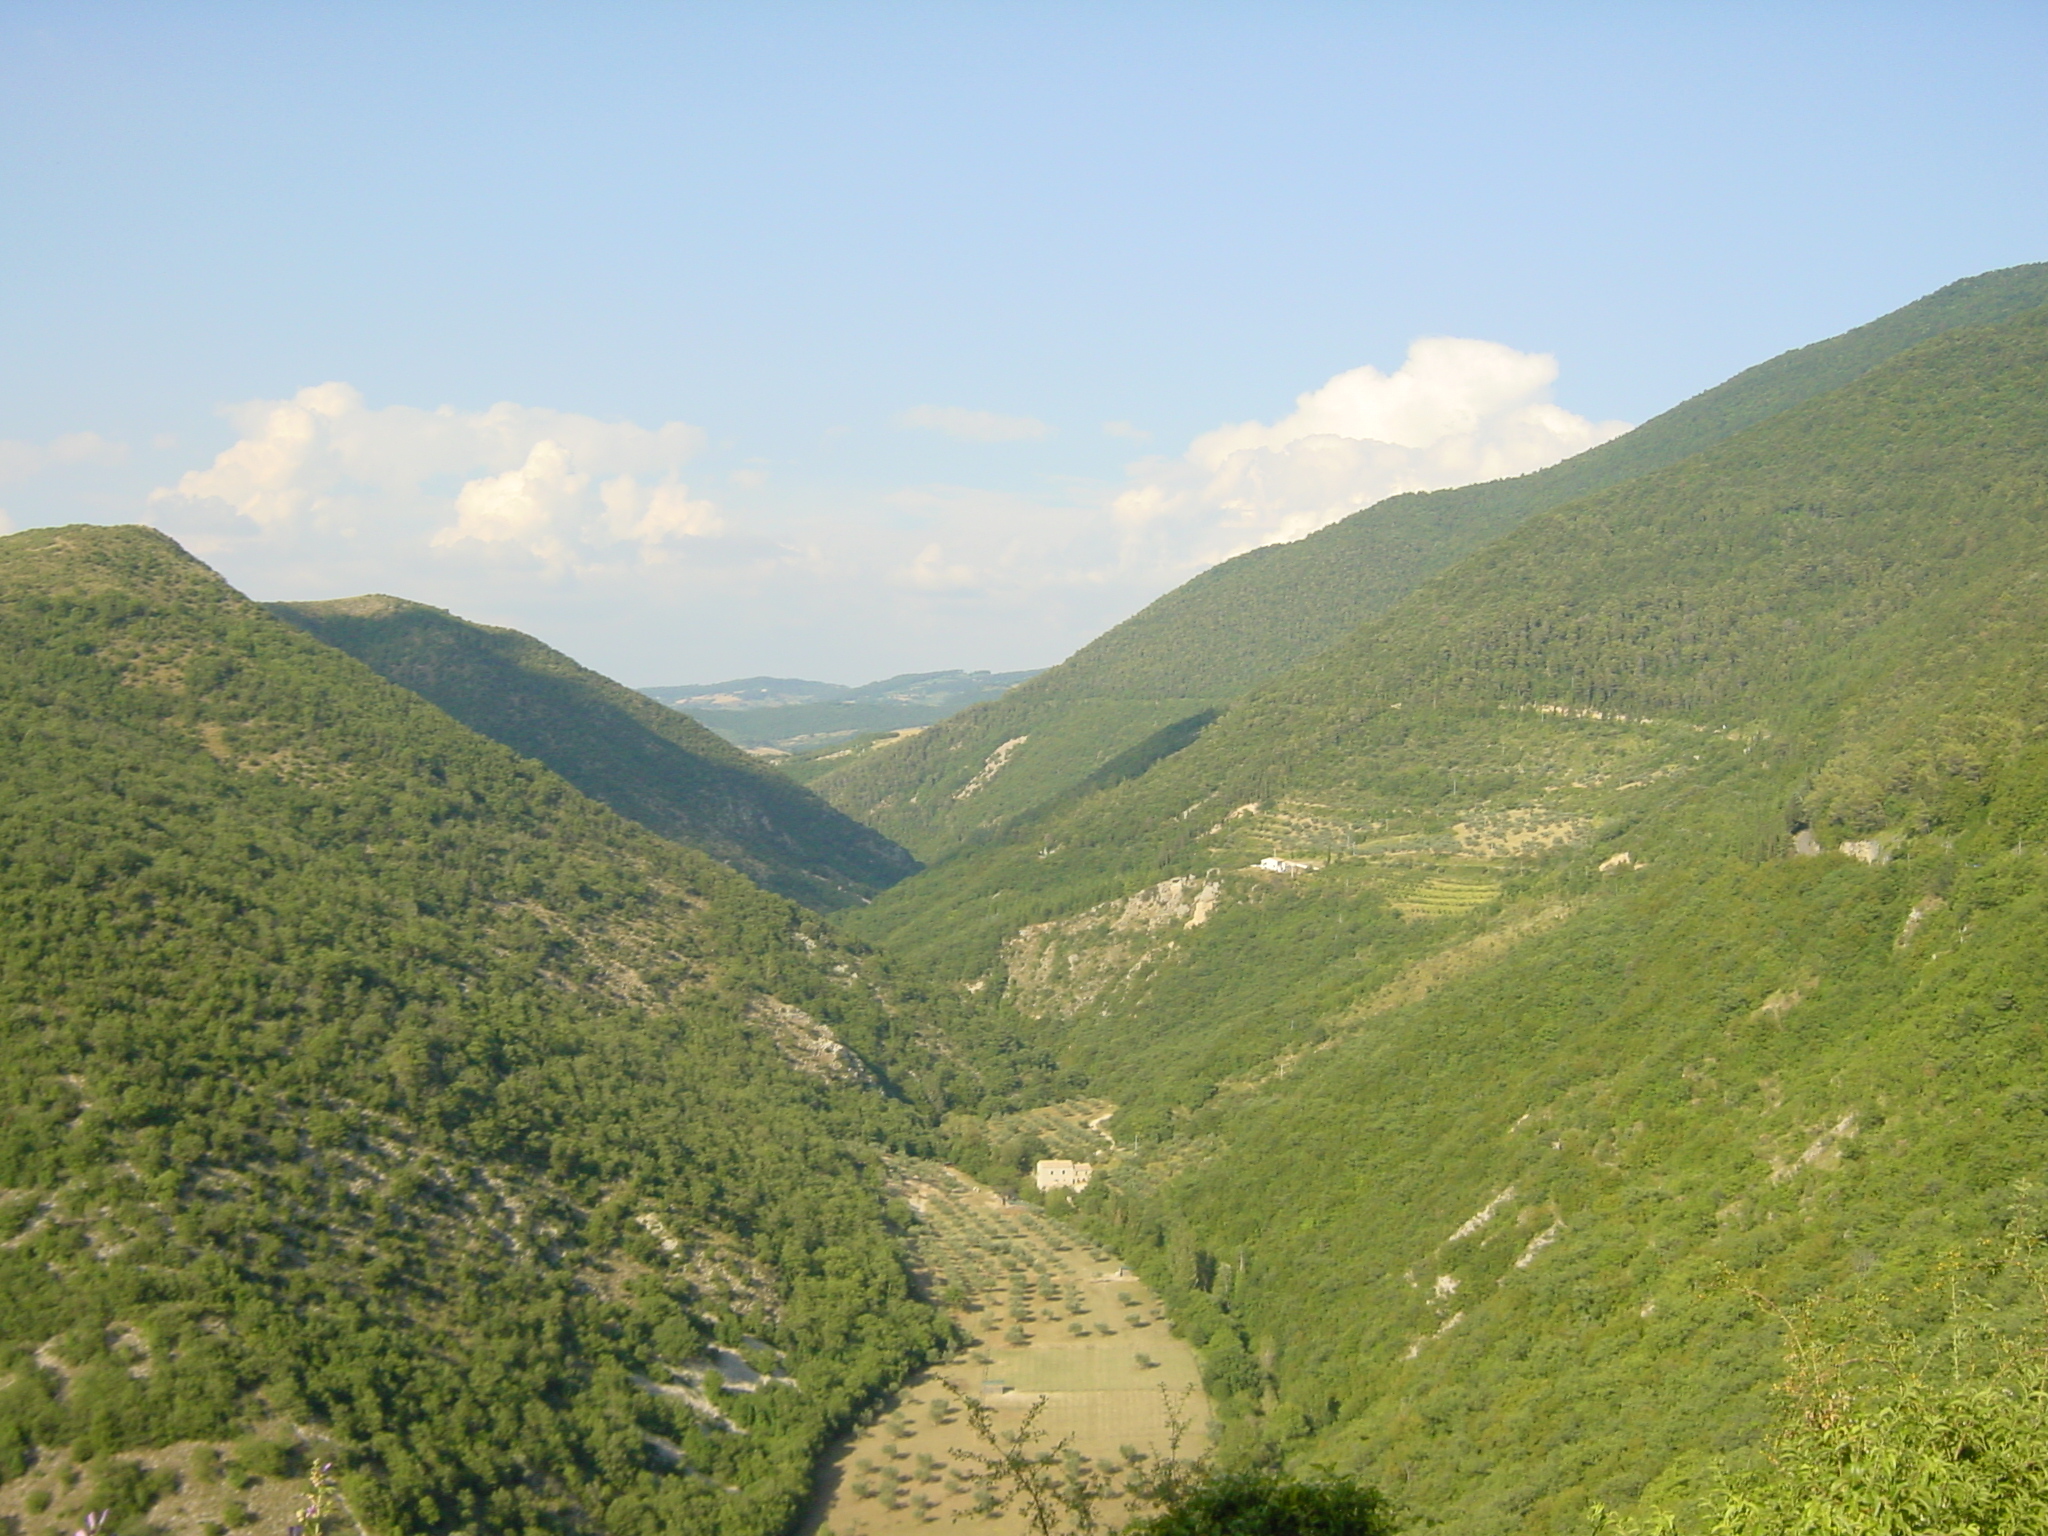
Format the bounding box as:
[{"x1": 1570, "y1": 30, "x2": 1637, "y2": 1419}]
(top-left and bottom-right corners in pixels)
[
  {"x1": 836, "y1": 290, "x2": 2048, "y2": 1529},
  {"x1": 649, "y1": 671, "x2": 1042, "y2": 756},
  {"x1": 6, "y1": 263, "x2": 2048, "y2": 1536}
]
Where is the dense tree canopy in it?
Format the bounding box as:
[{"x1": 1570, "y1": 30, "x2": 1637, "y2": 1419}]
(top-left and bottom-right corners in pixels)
[{"x1": 0, "y1": 526, "x2": 1024, "y2": 1535}]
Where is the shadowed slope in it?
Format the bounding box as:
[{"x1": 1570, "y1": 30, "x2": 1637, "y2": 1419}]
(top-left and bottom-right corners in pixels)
[{"x1": 271, "y1": 594, "x2": 919, "y2": 910}]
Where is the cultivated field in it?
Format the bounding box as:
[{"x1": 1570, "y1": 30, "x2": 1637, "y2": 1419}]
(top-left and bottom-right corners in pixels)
[
  {"x1": 1389, "y1": 869, "x2": 1501, "y2": 919},
  {"x1": 981, "y1": 1098, "x2": 1120, "y2": 1161},
  {"x1": 800, "y1": 1159, "x2": 1207, "y2": 1536}
]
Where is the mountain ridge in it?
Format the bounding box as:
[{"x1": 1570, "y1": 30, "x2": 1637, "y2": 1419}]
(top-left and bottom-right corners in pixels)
[
  {"x1": 271, "y1": 593, "x2": 919, "y2": 910},
  {"x1": 801, "y1": 261, "x2": 2048, "y2": 864}
]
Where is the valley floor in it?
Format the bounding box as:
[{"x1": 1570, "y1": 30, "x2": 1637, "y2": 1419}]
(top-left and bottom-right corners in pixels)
[{"x1": 801, "y1": 1160, "x2": 1207, "y2": 1536}]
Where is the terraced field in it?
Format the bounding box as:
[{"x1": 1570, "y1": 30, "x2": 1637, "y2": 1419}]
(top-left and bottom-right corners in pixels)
[
  {"x1": 1389, "y1": 870, "x2": 1501, "y2": 920},
  {"x1": 802, "y1": 1161, "x2": 1206, "y2": 1536}
]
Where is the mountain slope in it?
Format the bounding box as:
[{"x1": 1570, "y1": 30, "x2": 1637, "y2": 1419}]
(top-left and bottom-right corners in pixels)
[
  {"x1": 270, "y1": 595, "x2": 919, "y2": 911},
  {"x1": 804, "y1": 262, "x2": 2048, "y2": 862},
  {"x1": 843, "y1": 303, "x2": 2048, "y2": 1530},
  {"x1": 0, "y1": 527, "x2": 961, "y2": 1536}
]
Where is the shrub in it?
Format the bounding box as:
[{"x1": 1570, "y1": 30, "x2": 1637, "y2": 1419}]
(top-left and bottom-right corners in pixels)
[{"x1": 1125, "y1": 1469, "x2": 1399, "y2": 1536}]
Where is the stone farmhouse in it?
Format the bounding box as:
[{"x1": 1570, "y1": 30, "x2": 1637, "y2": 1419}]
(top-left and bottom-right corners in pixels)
[{"x1": 1033, "y1": 1158, "x2": 1093, "y2": 1193}]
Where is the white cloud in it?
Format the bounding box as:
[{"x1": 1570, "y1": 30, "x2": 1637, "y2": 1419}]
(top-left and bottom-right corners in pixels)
[
  {"x1": 897, "y1": 405, "x2": 1052, "y2": 442},
  {"x1": 1114, "y1": 338, "x2": 1629, "y2": 555},
  {"x1": 434, "y1": 441, "x2": 588, "y2": 568},
  {"x1": 150, "y1": 383, "x2": 719, "y2": 570},
  {"x1": 1102, "y1": 420, "x2": 1150, "y2": 442},
  {"x1": 821, "y1": 338, "x2": 1624, "y2": 665},
  {"x1": 0, "y1": 431, "x2": 129, "y2": 484},
  {"x1": 601, "y1": 472, "x2": 725, "y2": 549},
  {"x1": 104, "y1": 341, "x2": 1620, "y2": 690}
]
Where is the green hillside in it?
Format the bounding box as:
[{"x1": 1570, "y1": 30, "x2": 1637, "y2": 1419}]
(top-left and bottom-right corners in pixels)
[
  {"x1": 803, "y1": 262, "x2": 2048, "y2": 863},
  {"x1": 270, "y1": 595, "x2": 919, "y2": 911},
  {"x1": 842, "y1": 302, "x2": 2048, "y2": 1529},
  {"x1": 0, "y1": 527, "x2": 1012, "y2": 1536}
]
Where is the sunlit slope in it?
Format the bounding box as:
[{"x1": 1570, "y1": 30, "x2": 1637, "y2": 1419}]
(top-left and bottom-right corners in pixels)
[
  {"x1": 803, "y1": 263, "x2": 2048, "y2": 863},
  {"x1": 848, "y1": 306, "x2": 2048, "y2": 1530},
  {"x1": 272, "y1": 594, "x2": 919, "y2": 911},
  {"x1": 845, "y1": 299, "x2": 2048, "y2": 989},
  {"x1": 0, "y1": 527, "x2": 959, "y2": 1536}
]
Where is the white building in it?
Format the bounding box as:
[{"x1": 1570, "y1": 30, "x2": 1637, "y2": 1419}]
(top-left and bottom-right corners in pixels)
[{"x1": 1033, "y1": 1158, "x2": 1093, "y2": 1193}]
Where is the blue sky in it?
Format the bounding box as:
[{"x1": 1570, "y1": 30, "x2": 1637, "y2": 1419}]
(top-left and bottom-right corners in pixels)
[{"x1": 4, "y1": 3, "x2": 2044, "y2": 685}]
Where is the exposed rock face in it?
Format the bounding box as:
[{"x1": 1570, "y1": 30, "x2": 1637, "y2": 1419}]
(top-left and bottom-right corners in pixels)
[
  {"x1": 744, "y1": 997, "x2": 878, "y2": 1087},
  {"x1": 954, "y1": 735, "x2": 1030, "y2": 801},
  {"x1": 1002, "y1": 875, "x2": 1223, "y2": 1018}
]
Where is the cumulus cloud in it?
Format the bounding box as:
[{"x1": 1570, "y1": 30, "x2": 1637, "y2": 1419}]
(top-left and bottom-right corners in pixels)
[
  {"x1": 433, "y1": 441, "x2": 588, "y2": 567},
  {"x1": 103, "y1": 342, "x2": 1623, "y2": 688},
  {"x1": 1114, "y1": 338, "x2": 1629, "y2": 556},
  {"x1": 897, "y1": 405, "x2": 1052, "y2": 442},
  {"x1": 151, "y1": 383, "x2": 719, "y2": 570},
  {"x1": 836, "y1": 339, "x2": 1626, "y2": 658}
]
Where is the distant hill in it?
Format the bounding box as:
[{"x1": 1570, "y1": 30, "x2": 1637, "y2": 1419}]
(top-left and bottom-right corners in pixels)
[
  {"x1": 644, "y1": 676, "x2": 855, "y2": 709},
  {"x1": 842, "y1": 298, "x2": 2048, "y2": 1530},
  {"x1": 0, "y1": 525, "x2": 992, "y2": 1536},
  {"x1": 802, "y1": 262, "x2": 2048, "y2": 863},
  {"x1": 644, "y1": 669, "x2": 1041, "y2": 752},
  {"x1": 271, "y1": 596, "x2": 919, "y2": 910}
]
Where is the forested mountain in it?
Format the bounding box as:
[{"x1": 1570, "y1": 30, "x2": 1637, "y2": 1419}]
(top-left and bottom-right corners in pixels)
[
  {"x1": 803, "y1": 262, "x2": 2048, "y2": 864},
  {"x1": 0, "y1": 527, "x2": 1028, "y2": 1536},
  {"x1": 840, "y1": 301, "x2": 2048, "y2": 1529},
  {"x1": 271, "y1": 595, "x2": 918, "y2": 911}
]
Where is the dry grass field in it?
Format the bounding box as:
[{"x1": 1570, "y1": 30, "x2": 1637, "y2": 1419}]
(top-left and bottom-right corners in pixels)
[{"x1": 800, "y1": 1160, "x2": 1208, "y2": 1536}]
